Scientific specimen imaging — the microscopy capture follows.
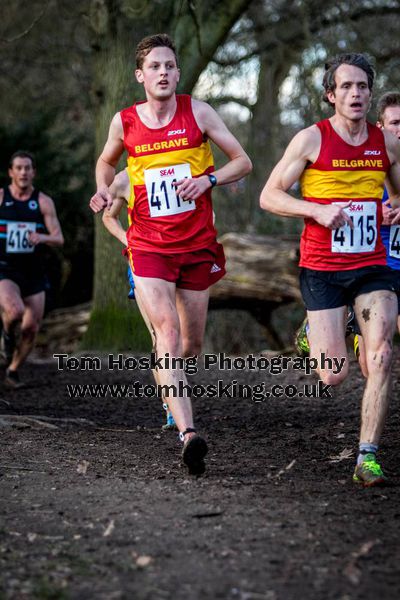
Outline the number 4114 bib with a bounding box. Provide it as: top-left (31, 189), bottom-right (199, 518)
top-left (331, 201), bottom-right (377, 253)
top-left (144, 163), bottom-right (196, 218)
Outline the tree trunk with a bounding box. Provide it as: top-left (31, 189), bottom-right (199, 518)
top-left (84, 10), bottom-right (152, 351)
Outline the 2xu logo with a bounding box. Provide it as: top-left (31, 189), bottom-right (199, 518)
top-left (364, 150), bottom-right (381, 155)
top-left (167, 129), bottom-right (186, 136)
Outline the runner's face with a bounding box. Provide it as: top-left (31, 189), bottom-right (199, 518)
top-left (327, 64), bottom-right (371, 121)
top-left (381, 106), bottom-right (400, 139)
top-left (8, 158), bottom-right (35, 191)
top-left (136, 47), bottom-right (180, 100)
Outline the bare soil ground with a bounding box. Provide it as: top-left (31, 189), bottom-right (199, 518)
top-left (1, 350), bottom-right (400, 600)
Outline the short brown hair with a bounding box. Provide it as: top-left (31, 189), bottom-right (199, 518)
top-left (9, 150), bottom-right (36, 169)
top-left (376, 91), bottom-right (400, 124)
top-left (135, 33), bottom-right (178, 70)
top-left (322, 53), bottom-right (375, 107)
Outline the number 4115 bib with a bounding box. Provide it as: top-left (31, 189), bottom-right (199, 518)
top-left (331, 201), bottom-right (377, 253)
top-left (144, 163), bottom-right (196, 218)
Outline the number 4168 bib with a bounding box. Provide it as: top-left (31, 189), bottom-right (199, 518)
top-left (144, 163), bottom-right (196, 218)
top-left (331, 201), bottom-right (377, 253)
top-left (6, 222), bottom-right (35, 253)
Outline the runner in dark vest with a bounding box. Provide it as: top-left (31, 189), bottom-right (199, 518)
top-left (0, 151), bottom-right (64, 387)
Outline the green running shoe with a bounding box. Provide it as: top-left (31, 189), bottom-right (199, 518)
top-left (295, 317), bottom-right (310, 357)
top-left (295, 310), bottom-right (354, 358)
top-left (353, 453), bottom-right (387, 487)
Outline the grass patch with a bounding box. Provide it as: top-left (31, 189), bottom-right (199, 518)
top-left (81, 304), bottom-right (150, 352)
top-left (32, 577), bottom-right (70, 600)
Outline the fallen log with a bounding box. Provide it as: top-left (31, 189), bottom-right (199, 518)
top-left (35, 302), bottom-right (91, 356)
top-left (210, 232), bottom-right (301, 304)
top-left (209, 233), bottom-right (302, 347)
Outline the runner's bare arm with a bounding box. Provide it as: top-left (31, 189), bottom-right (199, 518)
top-left (90, 113), bottom-right (125, 213)
top-left (260, 127), bottom-right (354, 230)
top-left (102, 170), bottom-right (130, 246)
top-left (382, 198), bottom-right (394, 225)
top-left (174, 99), bottom-right (252, 200)
top-left (30, 194), bottom-right (64, 246)
top-left (384, 130), bottom-right (400, 224)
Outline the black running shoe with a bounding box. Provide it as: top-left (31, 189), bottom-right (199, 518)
top-left (4, 369), bottom-right (25, 389)
top-left (346, 308), bottom-right (355, 336)
top-left (181, 430), bottom-right (208, 475)
top-left (1, 331), bottom-right (16, 366)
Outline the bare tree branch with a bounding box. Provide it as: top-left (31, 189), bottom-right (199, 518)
top-left (214, 2), bottom-right (400, 66)
top-left (0, 0), bottom-right (51, 45)
top-left (209, 95), bottom-right (253, 110)
top-left (213, 49), bottom-right (259, 67)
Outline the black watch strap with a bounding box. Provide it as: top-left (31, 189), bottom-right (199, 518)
top-left (208, 173), bottom-right (217, 187)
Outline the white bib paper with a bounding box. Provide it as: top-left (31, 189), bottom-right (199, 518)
top-left (389, 224), bottom-right (400, 258)
top-left (331, 201), bottom-right (377, 253)
top-left (144, 163), bottom-right (196, 217)
top-left (6, 222), bottom-right (35, 253)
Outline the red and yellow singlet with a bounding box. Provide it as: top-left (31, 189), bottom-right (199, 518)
top-left (300, 119), bottom-right (390, 270)
top-left (121, 94), bottom-right (217, 254)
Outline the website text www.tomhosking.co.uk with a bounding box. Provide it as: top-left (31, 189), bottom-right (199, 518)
top-left (55, 352), bottom-right (344, 401)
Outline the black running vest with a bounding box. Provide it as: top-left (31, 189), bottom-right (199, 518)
top-left (0, 186), bottom-right (47, 270)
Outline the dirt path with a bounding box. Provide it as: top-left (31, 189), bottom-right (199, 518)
top-left (1, 353), bottom-right (400, 599)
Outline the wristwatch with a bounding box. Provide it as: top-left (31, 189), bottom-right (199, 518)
top-left (208, 173), bottom-right (217, 188)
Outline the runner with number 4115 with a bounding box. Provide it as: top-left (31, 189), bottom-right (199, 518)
top-left (332, 201), bottom-right (377, 252)
top-left (260, 53), bottom-right (400, 487)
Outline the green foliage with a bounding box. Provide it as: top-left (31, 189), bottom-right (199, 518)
top-left (32, 576), bottom-right (70, 600)
top-left (81, 304), bottom-right (151, 352)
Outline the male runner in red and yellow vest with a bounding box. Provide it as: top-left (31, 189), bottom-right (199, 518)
top-left (260, 53), bottom-right (400, 487)
top-left (90, 33), bottom-right (252, 475)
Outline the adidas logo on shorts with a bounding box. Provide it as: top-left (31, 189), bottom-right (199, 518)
top-left (210, 263), bottom-right (221, 273)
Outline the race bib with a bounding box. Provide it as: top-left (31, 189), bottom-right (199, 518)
top-left (331, 201), bottom-right (377, 253)
top-left (389, 224), bottom-right (400, 258)
top-left (144, 163), bottom-right (196, 217)
top-left (6, 222), bottom-right (35, 253)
